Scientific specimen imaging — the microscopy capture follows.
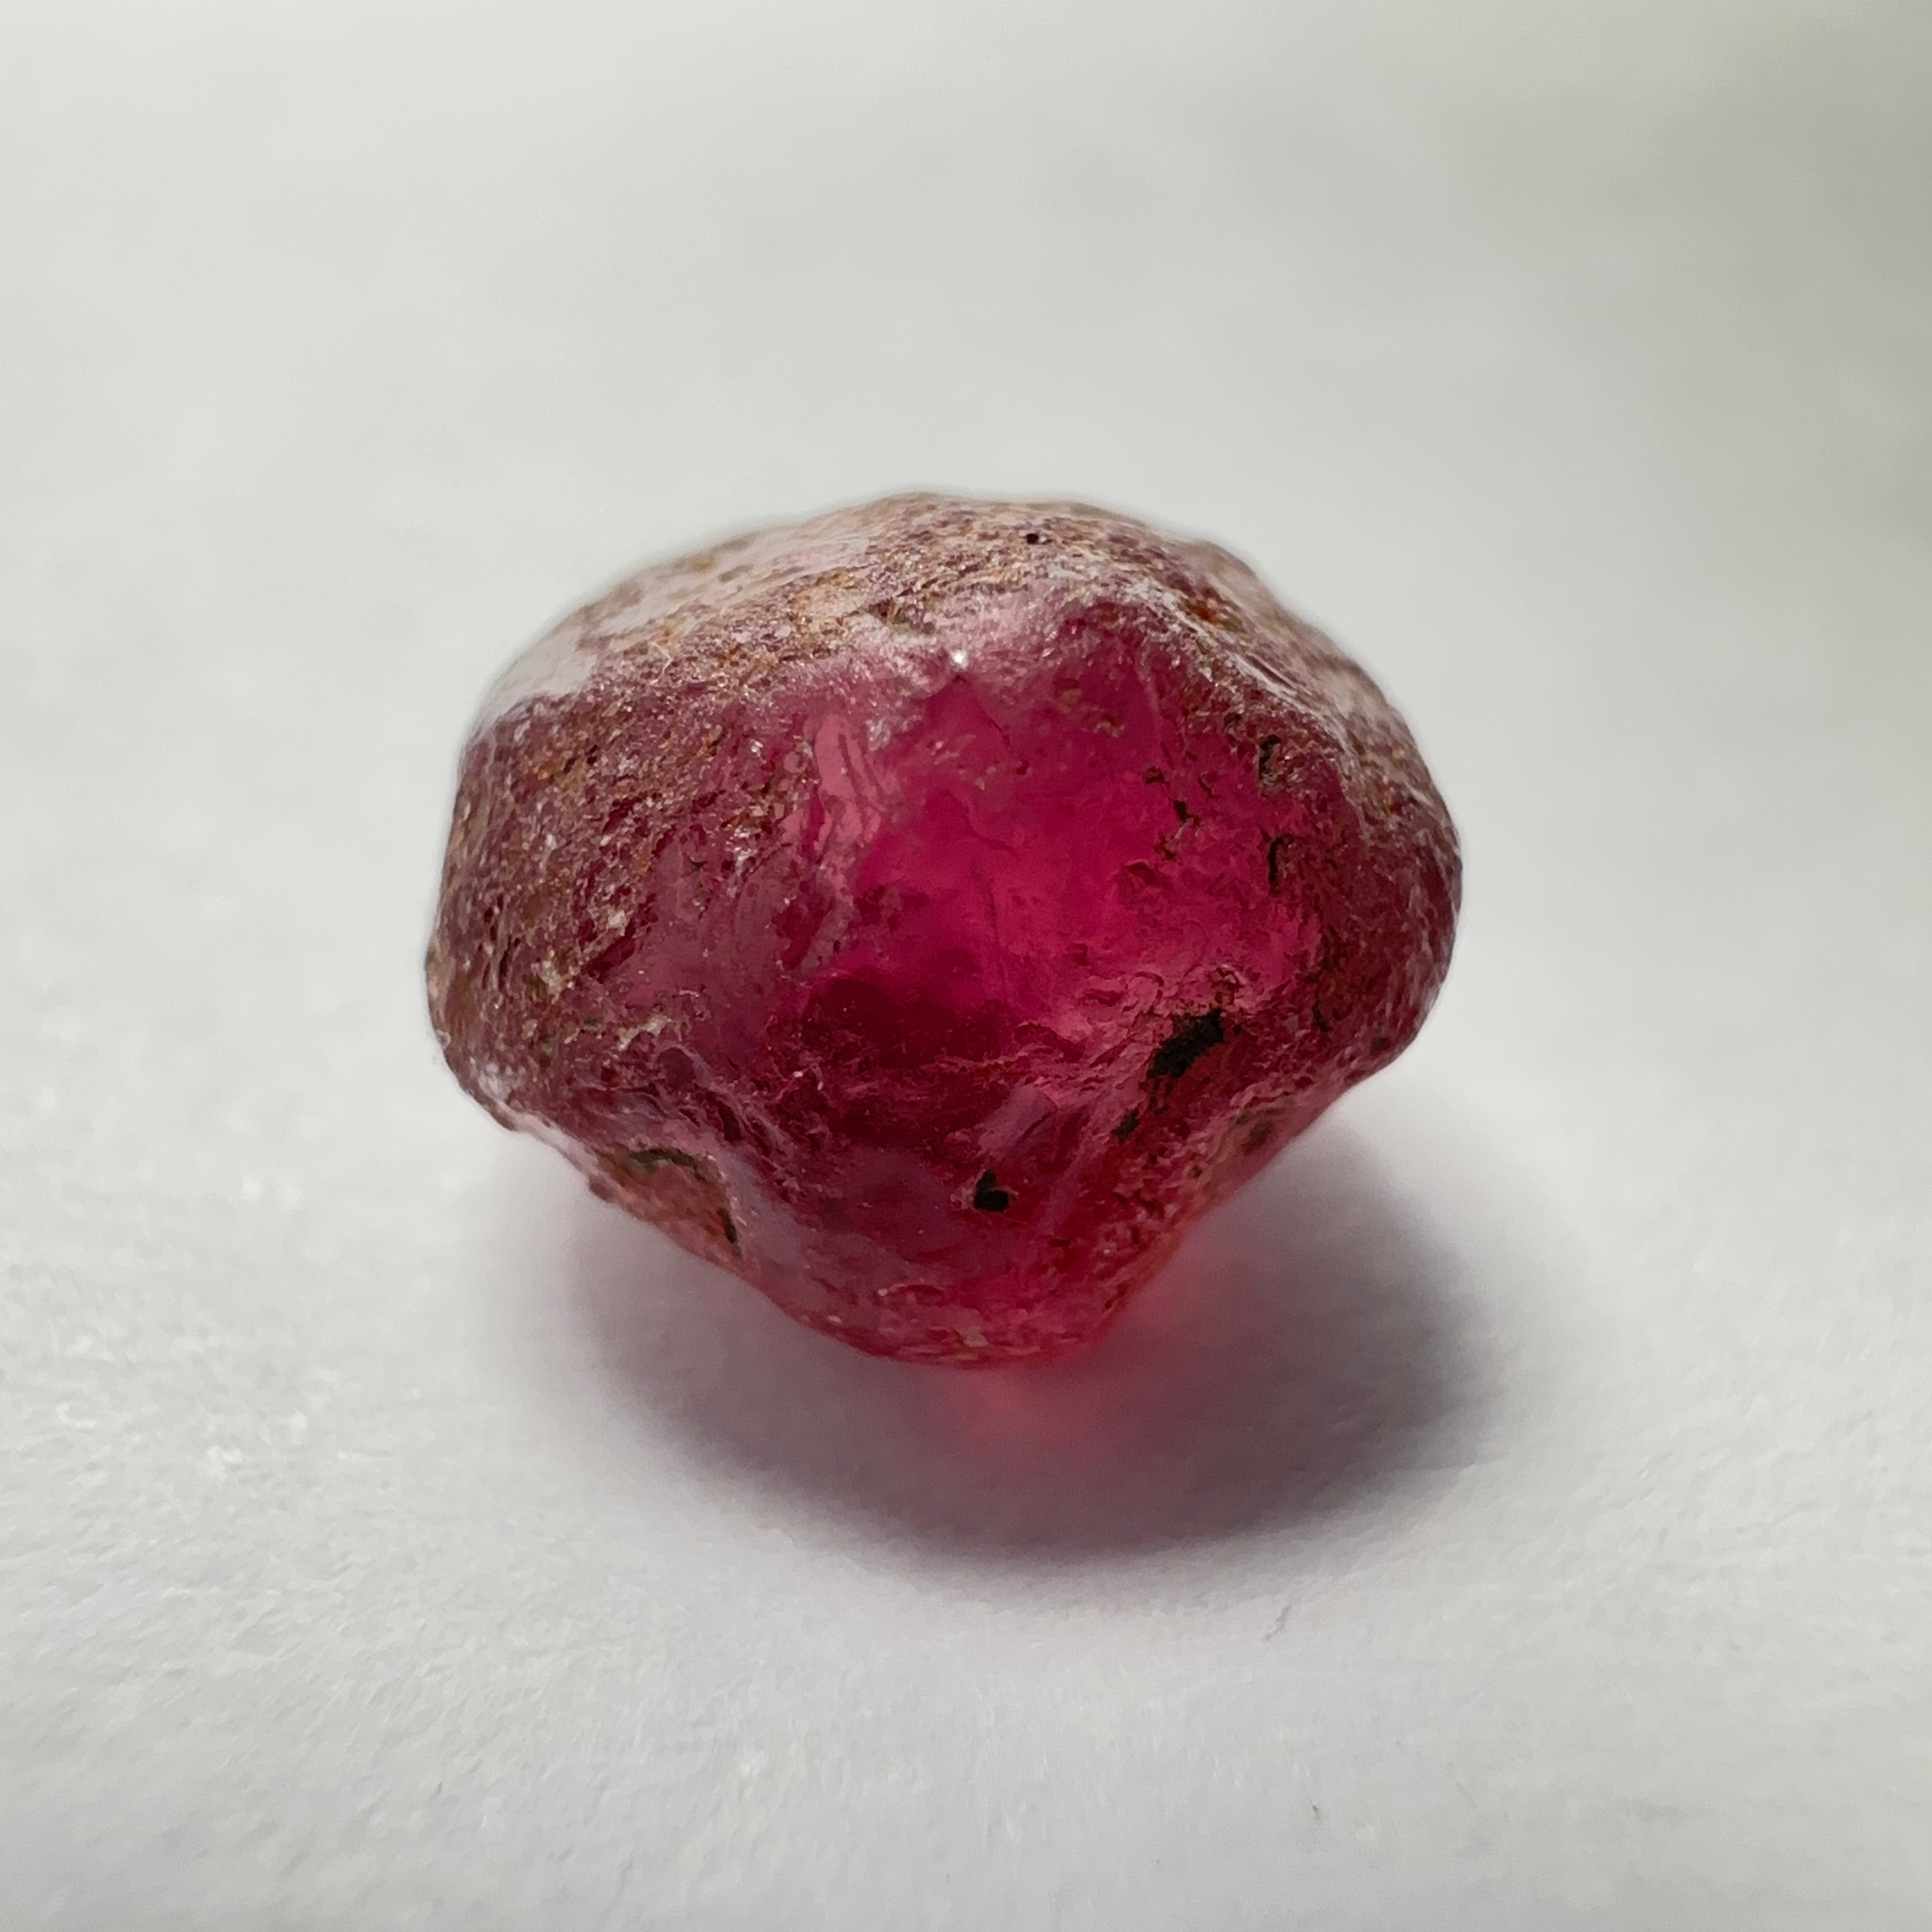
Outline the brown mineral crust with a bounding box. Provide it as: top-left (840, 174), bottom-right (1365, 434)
top-left (427, 493), bottom-right (1459, 1365)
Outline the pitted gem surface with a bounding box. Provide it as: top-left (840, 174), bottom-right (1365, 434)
top-left (428, 495), bottom-right (1459, 1364)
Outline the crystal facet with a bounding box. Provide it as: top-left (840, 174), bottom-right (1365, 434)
top-left (428, 496), bottom-right (1459, 1364)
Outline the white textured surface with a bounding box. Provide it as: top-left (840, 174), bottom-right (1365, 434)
top-left (3, 3), bottom-right (1929, 1926)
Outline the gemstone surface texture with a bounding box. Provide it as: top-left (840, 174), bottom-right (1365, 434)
top-left (427, 495), bottom-right (1459, 1364)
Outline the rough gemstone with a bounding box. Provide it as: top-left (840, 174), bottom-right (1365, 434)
top-left (427, 495), bottom-right (1459, 1365)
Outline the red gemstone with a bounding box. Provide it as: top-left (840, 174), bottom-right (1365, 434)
top-left (428, 496), bottom-right (1459, 1364)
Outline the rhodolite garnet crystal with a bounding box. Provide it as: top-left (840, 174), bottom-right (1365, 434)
top-left (428, 495), bottom-right (1458, 1364)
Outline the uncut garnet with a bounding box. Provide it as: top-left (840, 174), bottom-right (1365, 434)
top-left (427, 495), bottom-right (1459, 1365)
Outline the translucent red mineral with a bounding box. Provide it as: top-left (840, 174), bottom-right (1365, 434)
top-left (428, 495), bottom-right (1459, 1365)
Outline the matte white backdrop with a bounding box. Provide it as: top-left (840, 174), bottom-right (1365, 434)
top-left (3, 3), bottom-right (1929, 1926)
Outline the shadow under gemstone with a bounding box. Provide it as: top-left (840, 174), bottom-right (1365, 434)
top-left (514, 1104), bottom-right (1501, 1560)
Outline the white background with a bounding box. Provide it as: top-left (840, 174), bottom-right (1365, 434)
top-left (3, 3), bottom-right (1929, 1926)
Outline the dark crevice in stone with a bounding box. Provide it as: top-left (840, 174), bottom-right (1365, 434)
top-left (972, 1170), bottom-right (1011, 1213)
top-left (1147, 1007), bottom-right (1226, 1084)
top-left (617, 1146), bottom-right (707, 1176)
